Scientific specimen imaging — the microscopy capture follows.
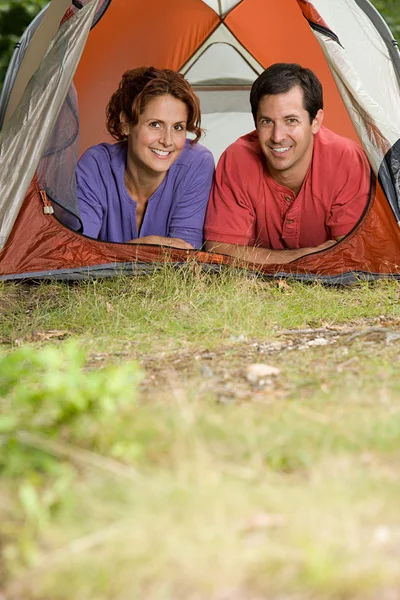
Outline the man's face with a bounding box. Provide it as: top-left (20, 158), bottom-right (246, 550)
top-left (256, 85), bottom-right (323, 182)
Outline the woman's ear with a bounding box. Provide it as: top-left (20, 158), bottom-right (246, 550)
top-left (120, 111), bottom-right (129, 136)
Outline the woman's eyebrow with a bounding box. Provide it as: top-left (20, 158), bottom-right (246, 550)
top-left (145, 118), bottom-right (187, 124)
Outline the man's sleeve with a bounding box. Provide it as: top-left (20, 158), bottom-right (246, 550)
top-left (204, 147), bottom-right (256, 246)
top-left (76, 149), bottom-right (104, 240)
top-left (327, 145), bottom-right (371, 238)
top-left (168, 150), bottom-right (215, 249)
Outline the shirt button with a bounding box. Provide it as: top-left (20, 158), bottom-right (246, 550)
top-left (287, 219), bottom-right (295, 224)
top-left (285, 196), bottom-right (292, 203)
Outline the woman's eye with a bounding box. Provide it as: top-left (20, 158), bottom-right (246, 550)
top-left (149, 121), bottom-right (160, 128)
top-left (174, 124), bottom-right (185, 131)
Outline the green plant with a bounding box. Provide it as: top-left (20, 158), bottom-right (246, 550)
top-left (0, 341), bottom-right (142, 563)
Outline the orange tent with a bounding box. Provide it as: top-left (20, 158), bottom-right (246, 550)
top-left (0, 0), bottom-right (399, 283)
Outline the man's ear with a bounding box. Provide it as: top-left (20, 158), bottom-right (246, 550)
top-left (312, 109), bottom-right (324, 134)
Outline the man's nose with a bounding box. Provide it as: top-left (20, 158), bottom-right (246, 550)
top-left (271, 123), bottom-right (285, 143)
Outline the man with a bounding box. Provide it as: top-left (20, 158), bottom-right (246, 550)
top-left (204, 63), bottom-right (371, 264)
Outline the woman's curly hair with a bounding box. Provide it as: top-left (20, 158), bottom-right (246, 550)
top-left (106, 67), bottom-right (202, 144)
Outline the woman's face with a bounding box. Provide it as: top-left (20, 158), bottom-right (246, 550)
top-left (124, 94), bottom-right (189, 176)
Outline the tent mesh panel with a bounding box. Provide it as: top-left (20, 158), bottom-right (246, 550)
top-left (36, 84), bottom-right (82, 231)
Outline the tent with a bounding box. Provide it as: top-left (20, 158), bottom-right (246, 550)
top-left (0, 0), bottom-right (400, 283)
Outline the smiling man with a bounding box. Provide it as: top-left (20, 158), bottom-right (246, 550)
top-left (204, 63), bottom-right (371, 264)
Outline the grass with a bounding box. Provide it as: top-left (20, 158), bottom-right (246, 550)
top-left (1, 267), bottom-right (400, 352)
top-left (2, 267), bottom-right (400, 599)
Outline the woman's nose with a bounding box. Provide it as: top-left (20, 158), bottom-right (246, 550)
top-left (159, 128), bottom-right (173, 146)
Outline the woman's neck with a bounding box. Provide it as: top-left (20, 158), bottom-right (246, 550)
top-left (124, 156), bottom-right (166, 205)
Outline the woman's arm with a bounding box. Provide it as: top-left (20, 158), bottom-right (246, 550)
top-left (128, 236), bottom-right (193, 249)
top-left (168, 149), bottom-right (215, 249)
top-left (76, 148), bottom-right (105, 239)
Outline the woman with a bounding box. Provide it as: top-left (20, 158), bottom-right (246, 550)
top-left (76, 67), bottom-right (215, 249)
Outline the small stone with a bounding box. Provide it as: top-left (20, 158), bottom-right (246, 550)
top-left (199, 364), bottom-right (214, 378)
top-left (242, 512), bottom-right (286, 531)
top-left (247, 363), bottom-right (280, 383)
top-left (306, 337), bottom-right (330, 346)
top-left (373, 525), bottom-right (392, 545)
top-left (229, 334), bottom-right (246, 342)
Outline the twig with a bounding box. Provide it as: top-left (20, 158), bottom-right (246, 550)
top-left (289, 404), bottom-right (331, 425)
top-left (345, 327), bottom-right (398, 343)
top-left (280, 327), bottom-right (354, 336)
top-left (15, 431), bottom-right (140, 482)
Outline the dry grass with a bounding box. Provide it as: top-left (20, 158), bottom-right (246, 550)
top-left (2, 270), bottom-right (400, 599)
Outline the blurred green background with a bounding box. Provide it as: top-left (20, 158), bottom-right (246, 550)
top-left (0, 0), bottom-right (399, 90)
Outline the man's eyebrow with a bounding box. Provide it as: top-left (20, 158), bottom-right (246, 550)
top-left (284, 113), bottom-right (301, 119)
top-left (258, 112), bottom-right (301, 120)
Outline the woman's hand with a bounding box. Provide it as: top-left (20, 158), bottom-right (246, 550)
top-left (128, 236), bottom-right (194, 250)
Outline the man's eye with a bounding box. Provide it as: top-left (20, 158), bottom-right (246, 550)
top-left (261, 119), bottom-right (272, 126)
top-left (287, 119), bottom-right (298, 124)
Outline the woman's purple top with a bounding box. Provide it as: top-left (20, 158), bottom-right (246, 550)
top-left (76, 140), bottom-right (215, 249)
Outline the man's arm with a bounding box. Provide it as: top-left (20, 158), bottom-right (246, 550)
top-left (205, 240), bottom-right (336, 265)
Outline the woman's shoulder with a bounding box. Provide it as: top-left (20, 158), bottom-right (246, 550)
top-left (78, 142), bottom-right (126, 169)
top-left (175, 140), bottom-right (215, 169)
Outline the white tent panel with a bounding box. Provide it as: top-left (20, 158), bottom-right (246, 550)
top-left (200, 0), bottom-right (243, 17)
top-left (310, 0), bottom-right (400, 151)
top-left (185, 42), bottom-right (258, 85)
top-left (197, 89), bottom-right (250, 114)
top-left (181, 23), bottom-right (263, 79)
top-left (3, 0), bottom-right (72, 126)
top-left (200, 112), bottom-right (254, 162)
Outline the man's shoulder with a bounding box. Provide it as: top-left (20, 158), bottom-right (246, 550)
top-left (225, 131), bottom-right (261, 155)
top-left (315, 126), bottom-right (365, 159)
top-left (220, 131), bottom-right (264, 168)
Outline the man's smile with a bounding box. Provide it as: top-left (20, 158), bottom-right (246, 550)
top-left (269, 146), bottom-right (293, 156)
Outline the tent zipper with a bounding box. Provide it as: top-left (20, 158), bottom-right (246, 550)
top-left (39, 189), bottom-right (54, 215)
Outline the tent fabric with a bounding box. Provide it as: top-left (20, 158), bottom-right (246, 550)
top-left (1, 0), bottom-right (400, 282)
top-left (181, 22), bottom-right (263, 157)
top-left (0, 5), bottom-right (47, 129)
top-left (36, 84), bottom-right (82, 232)
top-left (2, 0), bottom-right (75, 128)
top-left (201, 0), bottom-right (243, 17)
top-left (298, 0), bottom-right (400, 223)
top-left (0, 0), bottom-right (99, 251)
top-left (2, 176), bottom-right (400, 282)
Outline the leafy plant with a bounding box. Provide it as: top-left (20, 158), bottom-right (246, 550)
top-left (0, 341), bottom-right (142, 554)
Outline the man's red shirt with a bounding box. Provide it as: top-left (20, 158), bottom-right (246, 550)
top-left (204, 126), bottom-right (371, 249)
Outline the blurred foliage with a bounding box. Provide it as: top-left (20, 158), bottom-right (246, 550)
top-left (0, 341), bottom-right (142, 559)
top-left (0, 0), bottom-right (399, 91)
top-left (371, 0), bottom-right (400, 39)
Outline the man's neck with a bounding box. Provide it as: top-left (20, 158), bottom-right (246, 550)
top-left (267, 136), bottom-right (314, 196)
top-left (270, 170), bottom-right (304, 196)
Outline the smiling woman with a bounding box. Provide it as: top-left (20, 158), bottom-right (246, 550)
top-left (76, 67), bottom-right (215, 249)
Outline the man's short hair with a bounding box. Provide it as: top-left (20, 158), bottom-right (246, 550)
top-left (250, 63), bottom-right (324, 124)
